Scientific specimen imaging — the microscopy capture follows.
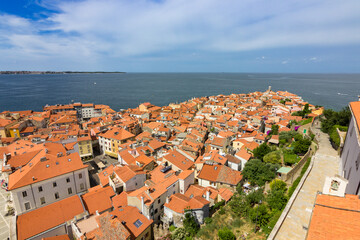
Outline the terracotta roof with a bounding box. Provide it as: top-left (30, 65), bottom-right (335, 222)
top-left (307, 194), bottom-right (360, 240)
top-left (218, 188), bottom-right (234, 202)
top-left (6, 150), bottom-right (42, 169)
top-left (99, 127), bottom-right (135, 141)
top-left (112, 191), bottom-right (128, 209)
top-left (114, 165), bottom-right (145, 183)
top-left (84, 212), bottom-right (131, 240)
top-left (198, 164), bottom-right (242, 186)
top-left (110, 206), bottom-right (153, 238)
top-left (235, 148), bottom-right (251, 161)
top-left (163, 150), bottom-right (194, 171)
top-left (97, 165), bottom-right (115, 186)
top-left (42, 235), bottom-right (70, 240)
top-left (164, 193), bottom-right (210, 214)
top-left (17, 195), bottom-right (85, 240)
top-left (8, 151), bottom-right (87, 190)
top-left (350, 101), bottom-right (360, 133)
top-left (81, 186), bottom-right (115, 215)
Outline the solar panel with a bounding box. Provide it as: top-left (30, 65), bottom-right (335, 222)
top-left (134, 219), bottom-right (143, 228)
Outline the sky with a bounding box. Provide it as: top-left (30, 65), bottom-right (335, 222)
top-left (0, 0), bottom-right (360, 73)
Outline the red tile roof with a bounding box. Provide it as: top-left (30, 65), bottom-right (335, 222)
top-left (197, 164), bottom-right (242, 186)
top-left (307, 194), bottom-right (360, 240)
top-left (81, 186), bottom-right (115, 215)
top-left (17, 195), bottom-right (85, 240)
top-left (110, 206), bottom-right (153, 238)
top-left (8, 151), bottom-right (87, 190)
top-left (164, 193), bottom-right (210, 214)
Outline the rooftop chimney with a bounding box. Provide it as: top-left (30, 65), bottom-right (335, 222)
top-left (141, 196), bottom-right (144, 214)
top-left (206, 191), bottom-right (210, 201)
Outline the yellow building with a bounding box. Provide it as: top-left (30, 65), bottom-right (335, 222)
top-left (78, 135), bottom-right (93, 161)
top-left (99, 127), bottom-right (135, 158)
top-left (0, 119), bottom-right (13, 138)
top-left (7, 121), bottom-right (26, 138)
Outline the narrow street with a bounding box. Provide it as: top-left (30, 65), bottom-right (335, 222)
top-left (274, 120), bottom-right (339, 240)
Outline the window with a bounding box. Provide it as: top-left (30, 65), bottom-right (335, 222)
top-left (22, 191), bottom-right (27, 198)
top-left (55, 192), bottom-right (60, 199)
top-left (53, 182), bottom-right (57, 187)
top-left (24, 202), bottom-right (30, 210)
top-left (134, 219), bottom-right (143, 228)
top-left (68, 187), bottom-right (73, 195)
top-left (79, 173), bottom-right (83, 179)
top-left (155, 209), bottom-right (158, 214)
top-left (80, 183), bottom-right (85, 190)
top-left (66, 178), bottom-right (70, 183)
top-left (38, 186), bottom-right (43, 192)
top-left (158, 199), bottom-right (161, 204)
top-left (40, 197), bottom-right (46, 205)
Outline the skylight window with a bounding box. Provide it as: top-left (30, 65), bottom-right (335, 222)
top-left (134, 219), bottom-right (143, 228)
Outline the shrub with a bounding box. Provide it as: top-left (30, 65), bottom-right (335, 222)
top-left (249, 204), bottom-right (271, 227)
top-left (246, 188), bottom-right (265, 206)
top-left (263, 151), bottom-right (282, 164)
top-left (242, 159), bottom-right (276, 186)
top-left (204, 217), bottom-right (212, 225)
top-left (283, 152), bottom-right (299, 166)
top-left (172, 228), bottom-right (190, 240)
top-left (169, 225), bottom-right (176, 232)
top-left (218, 206), bottom-right (225, 215)
top-left (218, 227), bottom-right (236, 240)
top-left (253, 143), bottom-right (272, 161)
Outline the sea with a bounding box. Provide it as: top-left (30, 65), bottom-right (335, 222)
top-left (0, 73), bottom-right (359, 112)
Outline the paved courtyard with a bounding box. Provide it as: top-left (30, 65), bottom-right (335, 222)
top-left (0, 182), bottom-right (12, 240)
top-left (274, 120), bottom-right (340, 240)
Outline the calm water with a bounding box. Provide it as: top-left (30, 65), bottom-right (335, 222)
top-left (0, 73), bottom-right (359, 112)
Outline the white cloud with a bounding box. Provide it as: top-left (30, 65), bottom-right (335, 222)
top-left (0, 0), bottom-right (359, 69)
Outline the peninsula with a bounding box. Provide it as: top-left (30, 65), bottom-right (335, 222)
top-left (0, 71), bottom-right (126, 74)
top-left (0, 88), bottom-right (356, 240)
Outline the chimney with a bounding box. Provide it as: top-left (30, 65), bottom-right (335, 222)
top-left (166, 197), bottom-right (169, 204)
top-left (206, 191), bottom-right (210, 201)
top-left (141, 196), bottom-right (144, 214)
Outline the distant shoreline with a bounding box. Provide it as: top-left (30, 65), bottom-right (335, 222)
top-left (0, 71), bottom-right (126, 74)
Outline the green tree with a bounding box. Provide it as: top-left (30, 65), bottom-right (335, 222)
top-left (172, 227), bottom-right (190, 240)
top-left (253, 143), bottom-right (272, 161)
top-left (267, 189), bottom-right (288, 211)
top-left (267, 179), bottom-right (288, 211)
top-left (183, 212), bottom-right (199, 236)
top-left (279, 131), bottom-right (297, 143)
top-left (229, 193), bottom-right (251, 217)
top-left (246, 188), bottom-right (265, 206)
top-left (269, 179), bottom-right (287, 192)
top-left (250, 204), bottom-right (270, 227)
top-left (270, 124), bottom-right (279, 135)
top-left (321, 107), bottom-right (351, 133)
top-left (292, 135), bottom-right (311, 154)
top-left (242, 159), bottom-right (276, 186)
top-left (218, 227), bottom-right (236, 240)
top-left (263, 151), bottom-right (282, 164)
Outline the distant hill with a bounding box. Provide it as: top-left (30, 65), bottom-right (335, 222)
top-left (0, 71), bottom-right (126, 74)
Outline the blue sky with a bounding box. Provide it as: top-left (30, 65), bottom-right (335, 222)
top-left (0, 0), bottom-right (360, 72)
